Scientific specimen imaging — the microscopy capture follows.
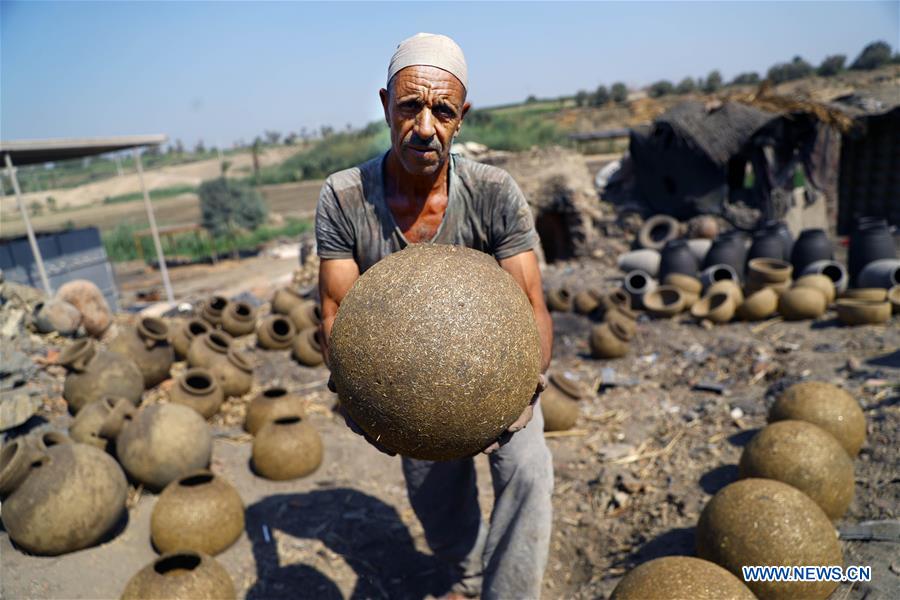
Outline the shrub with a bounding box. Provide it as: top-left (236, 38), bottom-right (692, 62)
top-left (574, 90), bottom-right (589, 107)
top-left (703, 70), bottom-right (723, 93)
top-left (610, 82), bottom-right (628, 103)
top-left (648, 80), bottom-right (674, 98)
top-left (817, 54), bottom-right (846, 76)
top-left (731, 72), bottom-right (760, 85)
top-left (591, 85), bottom-right (610, 106)
top-left (850, 41), bottom-right (892, 70)
top-left (675, 77), bottom-right (696, 94)
top-left (198, 178), bottom-right (268, 237)
top-left (766, 56), bottom-right (814, 84)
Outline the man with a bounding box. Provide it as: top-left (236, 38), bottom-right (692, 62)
top-left (316, 33), bottom-right (553, 599)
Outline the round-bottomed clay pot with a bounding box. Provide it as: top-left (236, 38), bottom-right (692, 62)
top-left (151, 471), bottom-right (244, 555)
top-left (69, 396), bottom-right (135, 450)
top-left (835, 299), bottom-right (891, 325)
top-left (617, 249), bottom-right (660, 277)
top-left (221, 301), bottom-right (257, 337)
top-left (292, 328), bottom-right (324, 367)
top-left (540, 390), bottom-right (579, 432)
top-left (706, 279), bottom-right (744, 305)
top-left (748, 228), bottom-right (786, 262)
top-left (658, 239), bottom-right (699, 281)
top-left (769, 381), bottom-right (866, 457)
top-left (121, 551), bottom-right (236, 600)
top-left (691, 292), bottom-right (735, 324)
top-left (605, 306), bottom-right (638, 338)
top-left (252, 416), bottom-right (323, 480)
top-left (790, 228), bottom-right (833, 276)
top-left (171, 319), bottom-right (210, 361)
top-left (55, 279), bottom-right (111, 337)
top-left (589, 321), bottom-right (630, 359)
top-left (857, 258), bottom-right (900, 289)
top-left (60, 339), bottom-right (144, 414)
top-left (288, 300), bottom-right (322, 331)
top-left (623, 270), bottom-right (657, 309)
top-left (747, 258), bottom-right (792, 284)
top-left (116, 404), bottom-right (212, 491)
top-left (596, 288), bottom-right (631, 318)
top-left (573, 290), bottom-right (600, 315)
top-left (0, 432), bottom-right (127, 555)
top-left (697, 478), bottom-right (842, 600)
top-left (638, 214), bottom-right (681, 250)
top-left (794, 274), bottom-right (836, 304)
top-left (256, 315), bottom-right (297, 350)
top-left (245, 387), bottom-right (306, 435)
top-left (271, 286), bottom-right (307, 316)
top-left (848, 221), bottom-right (895, 284)
top-left (641, 286), bottom-right (685, 318)
top-left (169, 369), bottom-right (224, 419)
top-left (686, 215), bottom-right (720, 240)
top-left (703, 231), bottom-right (748, 274)
top-left (187, 331), bottom-right (232, 370)
top-left (208, 348), bottom-right (253, 397)
top-left (699, 264), bottom-right (740, 291)
top-left (778, 286), bottom-right (827, 320)
top-left (664, 273), bottom-right (702, 308)
top-left (200, 296), bottom-right (229, 328)
top-left (32, 299), bottom-right (82, 336)
top-left (108, 317), bottom-right (175, 388)
top-left (610, 556), bottom-right (755, 600)
top-left (736, 287), bottom-right (779, 321)
top-left (739, 420), bottom-right (854, 519)
top-left (546, 288), bottom-right (572, 312)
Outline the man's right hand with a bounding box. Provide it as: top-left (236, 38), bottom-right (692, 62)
top-left (329, 375), bottom-right (397, 457)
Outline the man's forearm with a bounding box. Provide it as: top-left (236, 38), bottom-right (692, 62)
top-left (534, 304), bottom-right (553, 373)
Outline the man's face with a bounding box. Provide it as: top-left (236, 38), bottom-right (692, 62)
top-left (380, 65), bottom-right (470, 177)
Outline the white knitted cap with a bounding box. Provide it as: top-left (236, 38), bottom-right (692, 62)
top-left (387, 33), bottom-right (468, 90)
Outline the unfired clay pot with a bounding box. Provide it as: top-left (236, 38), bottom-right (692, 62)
top-left (638, 214), bottom-right (681, 250)
top-left (55, 279), bottom-right (111, 338)
top-left (769, 381), bottom-right (866, 457)
top-left (245, 387), bottom-right (306, 435)
top-left (32, 299), bottom-right (82, 336)
top-left (221, 301), bottom-right (257, 337)
top-left (108, 317), bottom-right (175, 388)
top-left (802, 260), bottom-right (848, 294)
top-left (545, 288), bottom-right (572, 312)
top-left (589, 321), bottom-right (630, 359)
top-left (256, 315), bottom-right (297, 350)
top-left (116, 404), bottom-right (212, 491)
top-left (208, 348), bottom-right (254, 397)
top-left (271, 286), bottom-right (307, 316)
top-left (0, 432), bottom-right (127, 555)
top-left (69, 396), bottom-right (136, 450)
top-left (288, 300), bottom-right (322, 331)
top-left (540, 378), bottom-right (580, 432)
top-left (169, 369), bottom-right (224, 420)
top-left (641, 286), bottom-right (685, 318)
top-left (171, 319), bottom-right (210, 361)
top-left (778, 287), bottom-right (827, 320)
top-left (200, 296), bottom-right (229, 328)
top-left (690, 292), bottom-right (735, 323)
top-left (573, 290), bottom-right (600, 315)
top-left (736, 287), bottom-right (779, 321)
top-left (794, 274), bottom-right (836, 304)
top-left (187, 331), bottom-right (232, 369)
top-left (610, 556), bottom-right (754, 600)
top-left (252, 416), bottom-right (323, 480)
top-left (60, 339), bottom-right (143, 414)
top-left (835, 299), bottom-right (892, 325)
top-left (151, 470), bottom-right (244, 555)
top-left (121, 551), bottom-right (236, 600)
top-left (292, 327), bottom-right (324, 367)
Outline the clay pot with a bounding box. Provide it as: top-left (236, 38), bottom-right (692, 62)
top-left (794, 274), bottom-right (836, 305)
top-left (840, 288), bottom-right (887, 302)
top-left (0, 432), bottom-right (127, 555)
top-left (245, 387), bottom-right (306, 435)
top-left (764, 219), bottom-right (794, 259)
top-left (685, 238), bottom-right (712, 264)
top-left (835, 299), bottom-right (892, 326)
top-left (121, 551), bottom-right (236, 600)
top-left (572, 290), bottom-right (600, 315)
top-left (55, 279), bottom-right (111, 337)
top-left (252, 415), bottom-right (323, 480)
top-left (187, 331), bottom-right (232, 369)
top-left (60, 339), bottom-right (144, 414)
top-left (686, 215), bottom-right (720, 240)
top-left (638, 214), bottom-right (681, 250)
top-left (857, 258), bottom-right (900, 289)
top-left (611, 556), bottom-right (755, 600)
top-left (116, 404), bottom-right (212, 491)
top-left (256, 315), bottom-right (297, 350)
top-left (596, 288), bottom-right (631, 317)
top-left (703, 231), bottom-right (748, 274)
top-left (69, 396), bottom-right (135, 450)
top-left (200, 296), bottom-right (229, 328)
top-left (616, 249), bottom-right (660, 277)
top-left (736, 287), bottom-right (779, 321)
top-left (642, 286), bottom-right (685, 318)
top-left (747, 258), bottom-right (792, 284)
top-left (697, 478), bottom-right (842, 600)
top-left (605, 306), bottom-right (638, 338)
top-left (208, 348), bottom-right (254, 397)
top-left (739, 420), bottom-right (854, 519)
top-left (548, 371), bottom-right (587, 400)
top-left (271, 286), bottom-right (307, 316)
top-left (664, 273), bottom-right (701, 308)
top-left (770, 381), bottom-right (866, 457)
top-left (790, 228), bottom-right (832, 275)
top-left (291, 328), bottom-right (323, 367)
top-left (889, 285), bottom-right (900, 313)
top-left (546, 288), bottom-right (572, 312)
top-left (699, 264), bottom-right (740, 291)
top-left (221, 301), bottom-right (257, 337)
top-left (589, 321), bottom-right (630, 359)
top-left (33, 299), bottom-right (81, 335)
top-left (778, 287), bottom-right (827, 320)
top-left (802, 260), bottom-right (848, 294)
top-left (288, 300), bottom-right (322, 331)
top-left (171, 319), bottom-right (210, 361)
top-left (658, 239), bottom-right (699, 281)
top-left (848, 221), bottom-right (896, 284)
top-left (108, 317), bottom-right (175, 388)
top-left (540, 393), bottom-right (579, 432)
top-left (151, 471), bottom-right (244, 556)
top-left (747, 228), bottom-right (786, 262)
top-left (690, 292), bottom-right (735, 324)
top-left (169, 369), bottom-right (224, 419)
top-left (623, 270), bottom-right (657, 309)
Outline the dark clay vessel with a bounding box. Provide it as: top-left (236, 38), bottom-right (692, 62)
top-left (69, 396), bottom-right (136, 450)
top-left (256, 315), bottom-right (297, 350)
top-left (763, 220), bottom-right (793, 259)
top-left (221, 301), bottom-right (257, 337)
top-left (658, 239), bottom-right (699, 281)
top-left (252, 416), bottom-right (323, 480)
top-left (0, 432), bottom-right (127, 555)
top-left (169, 368), bottom-right (224, 419)
top-left (171, 319), bottom-right (210, 361)
top-left (703, 230), bottom-right (748, 275)
top-left (790, 228), bottom-right (833, 276)
top-left (60, 339), bottom-right (144, 414)
top-left (849, 221), bottom-right (896, 284)
top-left (121, 551), bottom-right (236, 600)
top-left (108, 317), bottom-right (175, 388)
top-left (747, 228), bottom-right (785, 262)
top-left (245, 387), bottom-right (306, 434)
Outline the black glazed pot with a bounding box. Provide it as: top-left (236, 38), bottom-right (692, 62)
top-left (658, 239), bottom-right (699, 281)
top-left (763, 220), bottom-right (793, 260)
top-left (848, 221), bottom-right (896, 284)
top-left (790, 228), bottom-right (833, 277)
top-left (747, 229), bottom-right (785, 262)
top-left (703, 231), bottom-right (748, 276)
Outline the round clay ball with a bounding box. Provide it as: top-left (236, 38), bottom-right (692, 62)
top-left (611, 556), bottom-right (755, 600)
top-left (769, 381), bottom-right (866, 457)
top-left (330, 244), bottom-right (541, 460)
top-left (697, 478), bottom-right (842, 600)
top-left (739, 420), bottom-right (854, 519)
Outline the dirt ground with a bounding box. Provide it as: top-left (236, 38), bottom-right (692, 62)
top-left (1, 251), bottom-right (898, 599)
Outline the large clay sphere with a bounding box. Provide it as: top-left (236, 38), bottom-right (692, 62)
top-left (697, 478), bottom-right (842, 600)
top-left (611, 556), bottom-right (755, 600)
top-left (769, 381), bottom-right (866, 456)
top-left (330, 244), bottom-right (541, 460)
top-left (121, 551), bottom-right (235, 600)
top-left (739, 420), bottom-right (854, 519)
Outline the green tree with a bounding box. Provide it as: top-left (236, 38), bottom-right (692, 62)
top-left (817, 54), bottom-right (846, 76)
top-left (264, 130), bottom-right (282, 145)
top-left (29, 200), bottom-right (43, 216)
top-left (675, 77), bottom-right (696, 94)
top-left (525, 94), bottom-right (538, 104)
top-left (198, 177), bottom-right (268, 238)
top-left (648, 80), bottom-right (674, 98)
top-left (850, 41), bottom-right (892, 70)
top-left (574, 90), bottom-right (589, 107)
top-left (610, 82), bottom-right (628, 103)
top-left (767, 56), bottom-right (814, 83)
top-left (591, 85), bottom-right (610, 106)
top-left (703, 70), bottom-right (723, 93)
top-left (195, 140), bottom-right (206, 154)
top-left (730, 72), bottom-right (760, 85)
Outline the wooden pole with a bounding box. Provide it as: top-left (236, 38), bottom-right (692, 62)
top-left (133, 148), bottom-right (175, 303)
top-left (4, 153), bottom-right (52, 295)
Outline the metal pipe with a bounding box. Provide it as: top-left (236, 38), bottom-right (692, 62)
top-left (4, 152), bottom-right (52, 295)
top-left (133, 148), bottom-right (175, 303)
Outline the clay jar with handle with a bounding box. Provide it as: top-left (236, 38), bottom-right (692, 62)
top-left (108, 317), bottom-right (175, 388)
top-left (0, 431), bottom-right (128, 555)
top-left (245, 387), bottom-right (307, 434)
top-left (187, 331), bottom-right (233, 369)
top-left (252, 415), bottom-right (323, 480)
top-left (121, 551), bottom-right (236, 600)
top-left (790, 228), bottom-right (833, 276)
top-left (60, 339), bottom-right (144, 414)
top-left (271, 286), bottom-right (308, 316)
top-left (288, 300), bottom-right (322, 331)
top-left (169, 368), bottom-right (224, 420)
top-left (200, 296), bottom-right (229, 328)
top-left (69, 396), bottom-right (136, 450)
top-left (209, 348), bottom-right (254, 398)
top-left (221, 301), bottom-right (257, 337)
top-left (151, 470), bottom-right (244, 556)
top-left (116, 403), bottom-right (213, 491)
top-left (171, 319), bottom-right (210, 361)
top-left (292, 327), bottom-right (324, 367)
top-left (256, 315), bottom-right (297, 350)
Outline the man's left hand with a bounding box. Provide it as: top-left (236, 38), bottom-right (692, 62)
top-left (482, 373), bottom-right (547, 455)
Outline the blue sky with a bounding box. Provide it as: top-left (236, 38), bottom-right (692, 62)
top-left (2, 1), bottom-right (897, 148)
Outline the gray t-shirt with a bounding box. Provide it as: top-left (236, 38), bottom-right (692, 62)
top-left (315, 152), bottom-right (539, 274)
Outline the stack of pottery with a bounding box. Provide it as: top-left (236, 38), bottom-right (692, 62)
top-left (59, 339), bottom-right (144, 414)
top-left (256, 314), bottom-right (297, 349)
top-left (169, 368), bottom-right (224, 419)
top-left (848, 218), bottom-right (896, 286)
top-left (121, 552), bottom-right (236, 600)
top-left (690, 291), bottom-right (736, 324)
top-left (292, 327), bottom-right (324, 367)
top-left (540, 372), bottom-right (585, 432)
top-left (108, 317), bottom-right (175, 389)
top-left (801, 260), bottom-right (849, 295)
top-left (735, 286), bottom-right (779, 321)
top-left (745, 258), bottom-right (793, 294)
